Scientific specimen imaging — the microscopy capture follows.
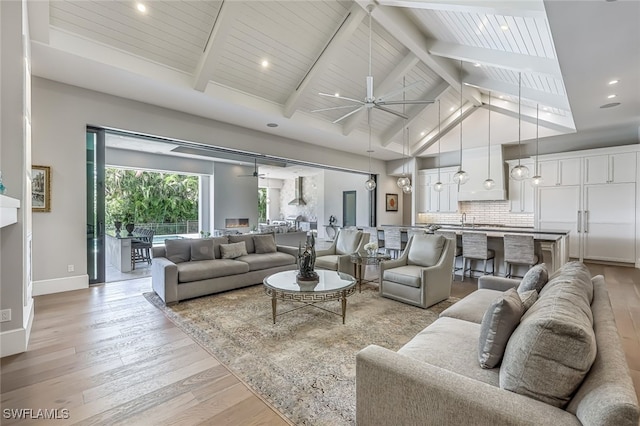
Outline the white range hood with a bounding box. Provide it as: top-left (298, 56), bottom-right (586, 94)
top-left (457, 146), bottom-right (507, 201)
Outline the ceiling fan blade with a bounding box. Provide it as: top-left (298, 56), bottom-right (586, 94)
top-left (332, 106), bottom-right (364, 124)
top-left (318, 93), bottom-right (364, 104)
top-left (311, 105), bottom-right (363, 113)
top-left (374, 104), bottom-right (408, 120)
top-left (376, 100), bottom-right (435, 106)
top-left (377, 81), bottom-right (424, 102)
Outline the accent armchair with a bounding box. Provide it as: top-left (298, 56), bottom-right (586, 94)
top-left (315, 229), bottom-right (369, 275)
top-left (379, 234), bottom-right (454, 308)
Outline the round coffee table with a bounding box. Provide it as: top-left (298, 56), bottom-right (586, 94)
top-left (263, 270), bottom-right (356, 324)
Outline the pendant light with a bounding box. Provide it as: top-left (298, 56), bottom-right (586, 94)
top-left (434, 99), bottom-right (444, 192)
top-left (509, 72), bottom-right (530, 181)
top-left (397, 77), bottom-right (411, 190)
top-left (365, 109), bottom-right (377, 191)
top-left (402, 121), bottom-right (413, 194)
top-left (483, 92), bottom-right (495, 190)
top-left (530, 103), bottom-right (543, 186)
top-left (452, 60), bottom-right (469, 185)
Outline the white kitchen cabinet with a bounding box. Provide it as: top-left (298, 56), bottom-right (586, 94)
top-left (538, 158), bottom-right (581, 186)
top-left (427, 170), bottom-right (458, 213)
top-left (584, 153), bottom-right (636, 184)
top-left (538, 185), bottom-right (581, 259)
top-left (507, 159), bottom-right (535, 213)
top-left (417, 171), bottom-right (430, 213)
top-left (582, 183), bottom-right (636, 263)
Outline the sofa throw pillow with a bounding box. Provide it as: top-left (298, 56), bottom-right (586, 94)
top-left (500, 269), bottom-right (596, 408)
top-left (220, 241), bottom-right (248, 259)
top-left (254, 234), bottom-right (277, 254)
top-left (190, 239), bottom-right (215, 261)
top-left (229, 234), bottom-right (255, 254)
top-left (519, 290), bottom-right (538, 311)
top-left (478, 288), bottom-right (525, 369)
top-left (165, 238), bottom-right (192, 264)
top-left (517, 263), bottom-right (548, 294)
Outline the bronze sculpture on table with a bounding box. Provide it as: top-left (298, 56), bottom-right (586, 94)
top-left (297, 232), bottom-right (319, 285)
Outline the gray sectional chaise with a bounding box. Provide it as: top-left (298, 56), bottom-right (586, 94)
top-left (151, 233), bottom-right (297, 304)
top-left (356, 261), bottom-right (640, 425)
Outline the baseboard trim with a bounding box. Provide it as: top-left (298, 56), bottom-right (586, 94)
top-left (1, 298), bottom-right (35, 358)
top-left (32, 275), bottom-right (89, 296)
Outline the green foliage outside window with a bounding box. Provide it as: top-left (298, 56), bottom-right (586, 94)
top-left (258, 187), bottom-right (267, 223)
top-left (106, 168), bottom-right (198, 225)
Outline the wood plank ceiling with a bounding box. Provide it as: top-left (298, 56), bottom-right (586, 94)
top-left (45, 0), bottom-right (575, 159)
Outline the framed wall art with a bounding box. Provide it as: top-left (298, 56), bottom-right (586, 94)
top-left (385, 193), bottom-right (398, 212)
top-left (32, 165), bottom-right (51, 212)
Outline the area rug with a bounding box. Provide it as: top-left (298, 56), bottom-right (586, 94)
top-left (144, 284), bottom-right (458, 425)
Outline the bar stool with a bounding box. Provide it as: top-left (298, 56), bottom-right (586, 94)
top-left (384, 228), bottom-right (401, 259)
top-left (376, 229), bottom-right (386, 255)
top-left (503, 234), bottom-right (539, 278)
top-left (435, 230), bottom-right (463, 280)
top-left (461, 232), bottom-right (495, 280)
top-left (131, 228), bottom-right (154, 270)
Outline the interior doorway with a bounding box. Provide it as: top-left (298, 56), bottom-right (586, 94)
top-left (343, 190), bottom-right (357, 227)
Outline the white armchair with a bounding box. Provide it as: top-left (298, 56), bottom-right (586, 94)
top-left (315, 229), bottom-right (369, 275)
top-left (379, 234), bottom-right (454, 308)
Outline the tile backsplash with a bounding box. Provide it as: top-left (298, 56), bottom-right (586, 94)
top-left (417, 201), bottom-right (534, 227)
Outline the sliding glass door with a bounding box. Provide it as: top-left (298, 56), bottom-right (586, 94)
top-left (86, 127), bottom-right (105, 284)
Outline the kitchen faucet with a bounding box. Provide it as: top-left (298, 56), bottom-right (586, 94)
top-left (461, 213), bottom-right (467, 227)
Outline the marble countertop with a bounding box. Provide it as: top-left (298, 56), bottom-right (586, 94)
top-left (380, 224), bottom-right (571, 241)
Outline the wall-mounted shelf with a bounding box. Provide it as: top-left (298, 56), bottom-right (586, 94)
top-left (0, 195), bottom-right (20, 228)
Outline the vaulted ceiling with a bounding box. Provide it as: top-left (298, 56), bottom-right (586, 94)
top-left (29, 0), bottom-right (640, 161)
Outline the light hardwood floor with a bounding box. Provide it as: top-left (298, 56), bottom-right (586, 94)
top-left (1, 263), bottom-right (638, 425)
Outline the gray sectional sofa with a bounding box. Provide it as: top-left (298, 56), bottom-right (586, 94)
top-left (151, 233), bottom-right (297, 304)
top-left (356, 261), bottom-right (639, 425)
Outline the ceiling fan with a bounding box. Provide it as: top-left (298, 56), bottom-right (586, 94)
top-left (238, 159), bottom-right (265, 178)
top-left (312, 4), bottom-right (435, 124)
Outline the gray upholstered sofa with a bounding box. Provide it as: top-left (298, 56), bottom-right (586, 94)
top-left (356, 261), bottom-right (639, 425)
top-left (151, 233), bottom-right (297, 304)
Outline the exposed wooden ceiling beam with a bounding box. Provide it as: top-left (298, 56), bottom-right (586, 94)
top-left (380, 79), bottom-right (450, 146)
top-left (283, 5), bottom-right (367, 119)
top-left (193, 1), bottom-right (243, 92)
top-left (481, 94), bottom-right (575, 133)
top-left (465, 75), bottom-right (571, 111)
top-left (427, 40), bottom-right (562, 78)
top-left (376, 0), bottom-right (547, 19)
top-left (27, 0), bottom-right (50, 44)
top-left (412, 103), bottom-right (478, 156)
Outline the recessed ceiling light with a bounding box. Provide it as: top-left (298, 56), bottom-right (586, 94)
top-left (542, 106), bottom-right (548, 111)
top-left (608, 79), bottom-right (619, 85)
top-left (500, 25), bottom-right (509, 31)
top-left (266, 123), bottom-right (278, 128)
top-left (420, 131), bottom-right (426, 137)
top-left (261, 60), bottom-right (269, 68)
top-left (334, 92), bottom-right (340, 97)
top-left (607, 94), bottom-right (617, 99)
top-left (600, 102), bottom-right (621, 108)
top-left (499, 95), bottom-right (504, 99)
top-left (474, 63), bottom-right (481, 67)
top-left (450, 107), bottom-right (455, 111)
top-left (136, 3), bottom-right (146, 13)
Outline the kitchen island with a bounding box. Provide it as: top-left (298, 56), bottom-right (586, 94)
top-left (380, 224), bottom-right (570, 276)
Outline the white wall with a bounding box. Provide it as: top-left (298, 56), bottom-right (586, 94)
top-left (213, 163), bottom-right (258, 231)
top-left (31, 77), bottom-right (392, 292)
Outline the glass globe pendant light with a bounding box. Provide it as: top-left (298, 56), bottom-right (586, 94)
top-left (434, 100), bottom-right (444, 192)
top-left (452, 61), bottom-right (469, 185)
top-left (510, 72), bottom-right (530, 181)
top-left (530, 103), bottom-right (543, 187)
top-left (365, 109), bottom-right (377, 191)
top-left (483, 92), bottom-right (495, 190)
